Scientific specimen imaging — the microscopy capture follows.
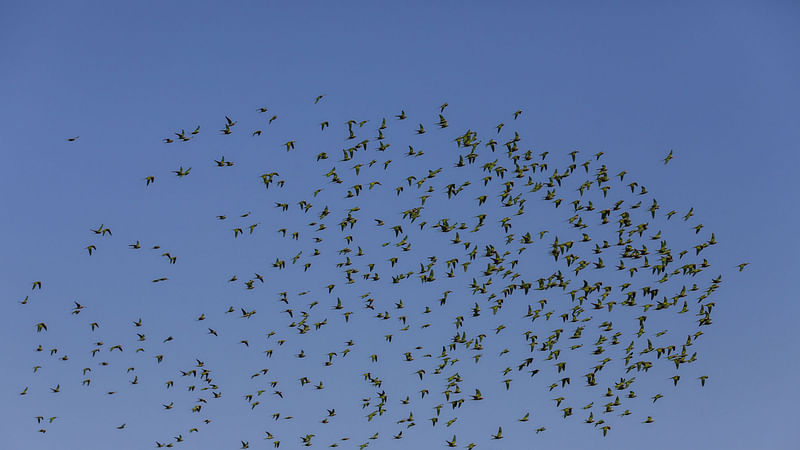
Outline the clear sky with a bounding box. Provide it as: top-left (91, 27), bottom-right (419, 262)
top-left (1, 1), bottom-right (798, 449)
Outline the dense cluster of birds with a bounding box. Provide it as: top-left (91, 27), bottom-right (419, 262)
top-left (15, 97), bottom-right (745, 448)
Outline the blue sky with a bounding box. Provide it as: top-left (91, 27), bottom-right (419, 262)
top-left (1, 2), bottom-right (798, 449)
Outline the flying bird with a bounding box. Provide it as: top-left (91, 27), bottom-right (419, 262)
top-left (663, 149), bottom-right (674, 164)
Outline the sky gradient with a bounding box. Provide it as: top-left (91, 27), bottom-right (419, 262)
top-left (1, 2), bottom-right (798, 449)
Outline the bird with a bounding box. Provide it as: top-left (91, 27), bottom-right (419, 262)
top-left (173, 166), bottom-right (191, 177)
top-left (215, 156), bottom-right (234, 167)
top-left (663, 149), bottom-right (674, 164)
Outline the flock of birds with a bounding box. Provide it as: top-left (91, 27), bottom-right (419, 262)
top-left (16, 97), bottom-right (745, 448)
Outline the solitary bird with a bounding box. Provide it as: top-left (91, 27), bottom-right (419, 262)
top-left (663, 149), bottom-right (674, 164)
